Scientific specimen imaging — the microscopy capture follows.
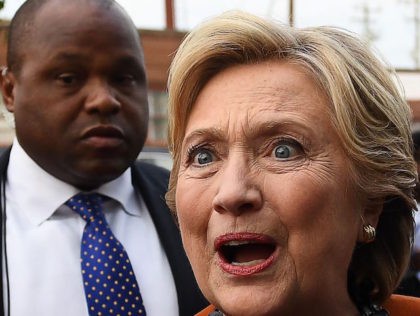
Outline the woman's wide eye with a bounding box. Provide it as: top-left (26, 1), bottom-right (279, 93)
top-left (273, 141), bottom-right (301, 159)
top-left (194, 149), bottom-right (214, 165)
top-left (274, 145), bottom-right (291, 158)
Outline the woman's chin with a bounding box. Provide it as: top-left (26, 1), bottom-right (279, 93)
top-left (214, 289), bottom-right (290, 316)
top-left (198, 254), bottom-right (297, 315)
top-left (203, 274), bottom-right (296, 316)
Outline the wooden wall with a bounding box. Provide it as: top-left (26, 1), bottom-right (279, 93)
top-left (140, 29), bottom-right (185, 91)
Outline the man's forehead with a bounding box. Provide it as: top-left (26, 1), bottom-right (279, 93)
top-left (35, 0), bottom-right (116, 18)
top-left (9, 0), bottom-right (137, 75)
top-left (31, 0), bottom-right (133, 40)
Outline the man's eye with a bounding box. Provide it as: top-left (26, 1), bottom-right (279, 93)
top-left (56, 73), bottom-right (77, 85)
top-left (114, 74), bottom-right (136, 85)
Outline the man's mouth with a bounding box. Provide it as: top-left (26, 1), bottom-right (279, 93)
top-left (214, 233), bottom-right (277, 275)
top-left (82, 125), bottom-right (124, 148)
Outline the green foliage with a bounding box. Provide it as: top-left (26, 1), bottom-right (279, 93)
top-left (0, 1), bottom-right (4, 11)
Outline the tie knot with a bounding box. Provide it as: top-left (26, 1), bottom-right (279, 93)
top-left (65, 193), bottom-right (105, 222)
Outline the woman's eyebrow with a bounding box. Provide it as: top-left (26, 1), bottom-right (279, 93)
top-left (183, 127), bottom-right (226, 145)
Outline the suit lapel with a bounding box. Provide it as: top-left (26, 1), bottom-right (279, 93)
top-left (131, 162), bottom-right (207, 316)
top-left (0, 155), bottom-right (206, 316)
top-left (0, 147), bottom-right (11, 316)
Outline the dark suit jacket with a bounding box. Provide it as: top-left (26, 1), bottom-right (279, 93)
top-left (0, 148), bottom-right (207, 316)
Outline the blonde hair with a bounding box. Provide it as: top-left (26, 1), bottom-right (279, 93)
top-left (167, 11), bottom-right (417, 304)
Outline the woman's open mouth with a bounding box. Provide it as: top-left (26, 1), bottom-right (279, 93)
top-left (214, 232), bottom-right (277, 276)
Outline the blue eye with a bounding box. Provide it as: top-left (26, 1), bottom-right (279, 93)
top-left (273, 139), bottom-right (302, 160)
top-left (274, 145), bottom-right (291, 158)
top-left (195, 150), bottom-right (213, 165)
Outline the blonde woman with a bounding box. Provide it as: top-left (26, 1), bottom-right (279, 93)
top-left (167, 11), bottom-right (420, 316)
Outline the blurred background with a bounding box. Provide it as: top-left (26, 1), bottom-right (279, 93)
top-left (0, 0), bottom-right (419, 168)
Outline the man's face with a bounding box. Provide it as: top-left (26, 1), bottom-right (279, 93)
top-left (6, 1), bottom-right (149, 189)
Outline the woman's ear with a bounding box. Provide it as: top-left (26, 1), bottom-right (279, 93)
top-left (357, 200), bottom-right (383, 243)
top-left (0, 67), bottom-right (16, 113)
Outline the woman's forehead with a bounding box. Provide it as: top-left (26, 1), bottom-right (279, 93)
top-left (185, 61), bottom-right (331, 134)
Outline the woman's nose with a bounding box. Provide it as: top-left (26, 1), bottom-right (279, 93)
top-left (212, 156), bottom-right (263, 216)
top-left (85, 80), bottom-right (121, 115)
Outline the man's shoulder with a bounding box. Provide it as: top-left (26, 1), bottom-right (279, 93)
top-left (132, 160), bottom-right (170, 188)
top-left (133, 160), bottom-right (170, 176)
top-left (131, 161), bottom-right (170, 206)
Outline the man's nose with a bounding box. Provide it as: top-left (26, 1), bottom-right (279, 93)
top-left (85, 80), bottom-right (121, 115)
top-left (212, 155), bottom-right (263, 216)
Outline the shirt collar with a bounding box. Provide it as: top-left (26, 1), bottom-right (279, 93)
top-left (7, 138), bottom-right (140, 226)
top-left (95, 169), bottom-right (141, 218)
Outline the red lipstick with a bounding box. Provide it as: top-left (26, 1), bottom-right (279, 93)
top-left (214, 232), bottom-right (277, 276)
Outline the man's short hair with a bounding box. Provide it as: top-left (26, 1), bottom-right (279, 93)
top-left (7, 0), bottom-right (116, 75)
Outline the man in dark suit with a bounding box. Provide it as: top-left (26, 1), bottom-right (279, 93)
top-left (0, 0), bottom-right (206, 315)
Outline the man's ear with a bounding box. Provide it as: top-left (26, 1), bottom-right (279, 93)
top-left (0, 67), bottom-right (16, 113)
top-left (357, 200), bottom-right (383, 243)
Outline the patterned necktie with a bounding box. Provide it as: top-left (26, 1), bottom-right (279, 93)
top-left (66, 193), bottom-right (147, 316)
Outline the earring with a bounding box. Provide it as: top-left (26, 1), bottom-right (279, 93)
top-left (362, 224), bottom-right (376, 243)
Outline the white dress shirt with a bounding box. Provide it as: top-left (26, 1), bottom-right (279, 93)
top-left (2, 139), bottom-right (179, 315)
